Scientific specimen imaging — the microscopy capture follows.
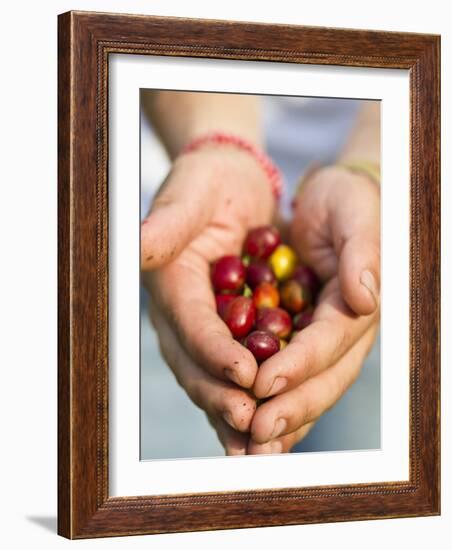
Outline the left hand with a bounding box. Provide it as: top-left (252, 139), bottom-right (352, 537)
top-left (248, 165), bottom-right (380, 454)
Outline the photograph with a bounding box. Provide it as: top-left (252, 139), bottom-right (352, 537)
top-left (55, 10), bottom-right (440, 538)
top-left (139, 91), bottom-right (381, 460)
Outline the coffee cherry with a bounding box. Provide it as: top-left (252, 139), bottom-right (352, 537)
top-left (244, 226), bottom-right (281, 259)
top-left (293, 309), bottom-right (313, 331)
top-left (293, 264), bottom-right (320, 296)
top-left (215, 294), bottom-right (236, 318)
top-left (210, 226), bottom-right (323, 351)
top-left (211, 255), bottom-right (246, 293)
top-left (245, 330), bottom-right (280, 363)
top-left (223, 296), bottom-right (256, 338)
top-left (269, 245), bottom-right (297, 281)
top-left (246, 261), bottom-right (276, 289)
top-left (253, 282), bottom-right (280, 309)
top-left (255, 307), bottom-right (292, 339)
top-left (280, 280), bottom-right (311, 314)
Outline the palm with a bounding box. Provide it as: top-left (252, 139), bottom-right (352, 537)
top-left (142, 148), bottom-right (274, 270)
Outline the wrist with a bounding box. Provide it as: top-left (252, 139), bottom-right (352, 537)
top-left (336, 160), bottom-right (380, 186)
top-left (179, 131), bottom-right (283, 200)
top-left (319, 165), bottom-right (380, 194)
top-left (149, 92), bottom-right (263, 158)
top-left (182, 122), bottom-right (263, 154)
top-left (295, 161), bottom-right (380, 196)
top-left (292, 163), bottom-right (380, 210)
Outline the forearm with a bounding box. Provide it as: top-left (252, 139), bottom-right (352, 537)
top-left (338, 102), bottom-right (380, 165)
top-left (141, 91), bottom-right (263, 159)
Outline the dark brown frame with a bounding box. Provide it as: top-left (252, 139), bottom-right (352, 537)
top-left (58, 10), bottom-right (440, 539)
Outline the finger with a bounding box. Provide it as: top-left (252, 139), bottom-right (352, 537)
top-left (247, 422), bottom-right (314, 455)
top-left (338, 234), bottom-right (380, 316)
top-left (251, 325), bottom-right (377, 444)
top-left (208, 415), bottom-right (250, 456)
top-left (151, 257), bottom-right (259, 388)
top-left (151, 306), bottom-right (257, 433)
top-left (330, 177), bottom-right (380, 316)
top-left (141, 159), bottom-right (215, 270)
top-left (253, 278), bottom-right (376, 399)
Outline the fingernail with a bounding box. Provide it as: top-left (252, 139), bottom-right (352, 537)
top-left (223, 411), bottom-right (236, 430)
top-left (270, 440), bottom-right (283, 454)
top-left (227, 446), bottom-right (246, 456)
top-left (271, 418), bottom-right (287, 439)
top-left (266, 376), bottom-right (287, 397)
top-left (224, 368), bottom-right (242, 387)
top-left (360, 270), bottom-right (379, 307)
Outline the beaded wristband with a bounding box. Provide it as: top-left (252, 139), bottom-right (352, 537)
top-left (181, 131), bottom-right (284, 200)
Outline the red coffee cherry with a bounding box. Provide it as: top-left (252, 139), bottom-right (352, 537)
top-left (215, 294), bottom-right (236, 318)
top-left (245, 330), bottom-right (280, 363)
top-left (211, 255), bottom-right (246, 293)
top-left (255, 307), bottom-right (292, 339)
top-left (222, 296), bottom-right (256, 338)
top-left (292, 264), bottom-right (320, 297)
top-left (246, 261), bottom-right (277, 289)
top-left (293, 308), bottom-right (314, 331)
top-left (244, 226), bottom-right (281, 259)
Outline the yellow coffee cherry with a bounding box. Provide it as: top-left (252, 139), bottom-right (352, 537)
top-left (269, 245), bottom-right (297, 281)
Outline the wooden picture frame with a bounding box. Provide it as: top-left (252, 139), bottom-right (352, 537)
top-left (58, 10), bottom-right (440, 539)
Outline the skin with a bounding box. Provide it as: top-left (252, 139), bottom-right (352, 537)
top-left (249, 166), bottom-right (380, 452)
top-left (141, 91), bottom-right (380, 455)
top-left (142, 146), bottom-right (275, 455)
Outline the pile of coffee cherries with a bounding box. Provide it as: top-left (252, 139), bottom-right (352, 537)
top-left (211, 225), bottom-right (321, 364)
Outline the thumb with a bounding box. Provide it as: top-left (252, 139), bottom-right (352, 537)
top-left (338, 234), bottom-right (380, 316)
top-left (141, 166), bottom-right (215, 270)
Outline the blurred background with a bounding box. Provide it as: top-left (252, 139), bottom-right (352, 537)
top-left (140, 93), bottom-right (380, 460)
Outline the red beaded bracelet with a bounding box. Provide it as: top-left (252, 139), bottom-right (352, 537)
top-left (181, 131), bottom-right (284, 200)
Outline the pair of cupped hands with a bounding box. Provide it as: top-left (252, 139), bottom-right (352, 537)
top-left (141, 146), bottom-right (380, 455)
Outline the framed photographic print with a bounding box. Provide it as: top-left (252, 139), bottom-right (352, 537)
top-left (58, 11), bottom-right (440, 539)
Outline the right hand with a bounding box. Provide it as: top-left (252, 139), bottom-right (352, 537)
top-left (248, 166), bottom-right (380, 454)
top-left (141, 145), bottom-right (275, 455)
